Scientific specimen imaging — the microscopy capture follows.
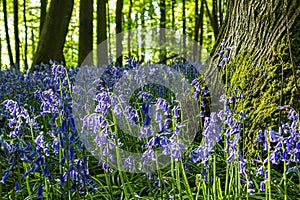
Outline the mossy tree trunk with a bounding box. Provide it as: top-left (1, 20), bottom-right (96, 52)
top-left (208, 0), bottom-right (300, 154)
top-left (32, 0), bottom-right (74, 67)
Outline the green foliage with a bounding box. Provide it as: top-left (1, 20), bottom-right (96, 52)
top-left (225, 37), bottom-right (300, 155)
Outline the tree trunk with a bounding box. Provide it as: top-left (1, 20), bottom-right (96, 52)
top-left (204, 0), bottom-right (219, 40)
top-left (171, 0), bottom-right (175, 29)
top-left (107, 2), bottom-right (112, 58)
top-left (127, 0), bottom-right (133, 57)
top-left (14, 0), bottom-right (20, 69)
top-left (199, 0), bottom-right (204, 61)
top-left (78, 0), bottom-right (93, 66)
top-left (159, 0), bottom-right (166, 64)
top-left (182, 0), bottom-right (186, 57)
top-left (116, 0), bottom-right (123, 66)
top-left (140, 5), bottom-right (145, 63)
top-left (209, 0), bottom-right (300, 154)
top-left (23, 0), bottom-right (28, 69)
top-left (40, 0), bottom-right (47, 35)
top-left (3, 0), bottom-right (14, 67)
top-left (32, 0), bottom-right (74, 67)
top-left (97, 0), bottom-right (108, 66)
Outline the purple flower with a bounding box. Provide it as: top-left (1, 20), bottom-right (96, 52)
top-left (15, 181), bottom-right (21, 193)
top-left (247, 189), bottom-right (255, 195)
top-left (256, 166), bottom-right (264, 176)
top-left (37, 185), bottom-right (43, 199)
top-left (173, 105), bottom-right (180, 119)
top-left (260, 181), bottom-right (266, 191)
top-left (1, 171), bottom-right (11, 184)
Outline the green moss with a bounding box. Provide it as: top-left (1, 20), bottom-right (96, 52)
top-left (223, 37), bottom-right (300, 155)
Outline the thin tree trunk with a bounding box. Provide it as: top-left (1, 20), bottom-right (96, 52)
top-left (107, 2), bottom-right (112, 59)
top-left (219, 0), bottom-right (223, 25)
top-left (116, 0), bottom-right (123, 66)
top-left (140, 5), bottom-right (145, 63)
top-left (14, 0), bottom-right (20, 68)
top-left (40, 0), bottom-right (47, 35)
top-left (97, 0), bottom-right (108, 66)
top-left (171, 0), bottom-right (175, 29)
top-left (78, 0), bottom-right (93, 66)
top-left (3, 0), bottom-right (14, 67)
top-left (182, 0), bottom-right (186, 57)
top-left (32, 0), bottom-right (74, 67)
top-left (212, 0), bottom-right (219, 33)
top-left (127, 0), bottom-right (133, 57)
top-left (159, 0), bottom-right (166, 64)
top-left (204, 0), bottom-right (219, 39)
top-left (24, 0), bottom-right (28, 69)
top-left (194, 0), bottom-right (200, 62)
top-left (199, 0), bottom-right (204, 61)
top-left (31, 29), bottom-right (35, 54)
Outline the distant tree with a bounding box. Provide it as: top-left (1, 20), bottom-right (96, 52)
top-left (127, 0), bottom-right (133, 57)
top-left (3, 0), bottom-right (14, 67)
top-left (205, 0), bottom-right (219, 39)
top-left (159, 0), bottom-right (166, 64)
top-left (78, 0), bottom-right (93, 66)
top-left (14, 0), bottom-right (20, 68)
top-left (32, 0), bottom-right (74, 67)
top-left (116, 0), bottom-right (123, 66)
top-left (23, 0), bottom-right (28, 69)
top-left (97, 0), bottom-right (108, 66)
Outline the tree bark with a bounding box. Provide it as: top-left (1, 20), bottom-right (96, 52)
top-left (97, 0), bottom-right (108, 66)
top-left (171, 0), bottom-right (175, 29)
top-left (116, 0), bottom-right (123, 66)
top-left (3, 0), bottom-right (14, 67)
top-left (204, 0), bottom-right (219, 40)
top-left (140, 5), bottom-right (145, 63)
top-left (208, 0), bottom-right (300, 154)
top-left (159, 0), bottom-right (166, 64)
top-left (32, 0), bottom-right (74, 67)
top-left (182, 0), bottom-right (186, 57)
top-left (23, 0), bottom-right (28, 69)
top-left (14, 0), bottom-right (20, 69)
top-left (40, 0), bottom-right (47, 35)
top-left (127, 0), bottom-right (133, 57)
top-left (78, 0), bottom-right (93, 66)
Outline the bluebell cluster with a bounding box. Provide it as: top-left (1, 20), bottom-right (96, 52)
top-left (255, 106), bottom-right (300, 191)
top-left (0, 64), bottom-right (98, 197)
top-left (0, 52), bottom-right (299, 198)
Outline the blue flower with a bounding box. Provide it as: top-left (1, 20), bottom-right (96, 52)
top-left (247, 189), bottom-right (255, 195)
top-left (37, 185), bottom-right (43, 199)
top-left (15, 181), bottom-right (21, 193)
top-left (260, 181), bottom-right (266, 191)
top-left (1, 171), bottom-right (11, 184)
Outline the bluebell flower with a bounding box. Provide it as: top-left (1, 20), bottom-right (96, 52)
top-left (256, 166), bottom-right (264, 176)
top-left (37, 185), bottom-right (43, 199)
top-left (15, 181), bottom-right (21, 193)
top-left (1, 171), bottom-right (11, 184)
top-left (260, 180), bottom-right (266, 191)
top-left (239, 110), bottom-right (247, 120)
top-left (43, 164), bottom-right (51, 177)
top-left (144, 115), bottom-right (151, 127)
top-left (247, 189), bottom-right (255, 195)
top-left (173, 105), bottom-right (180, 119)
